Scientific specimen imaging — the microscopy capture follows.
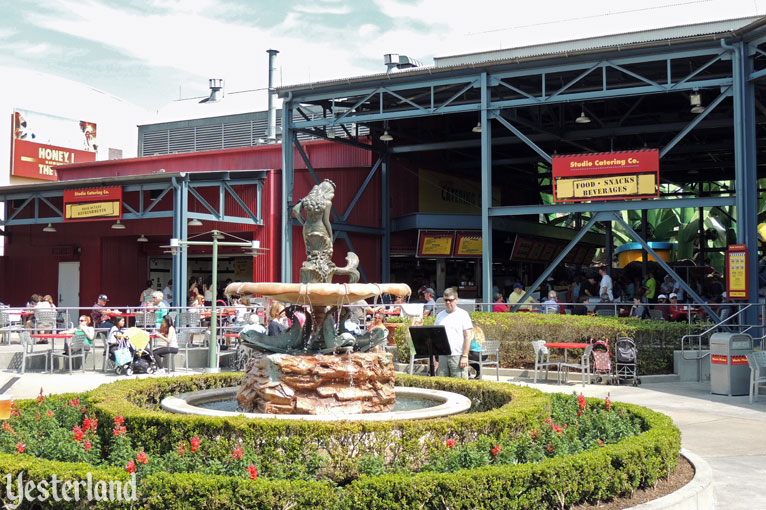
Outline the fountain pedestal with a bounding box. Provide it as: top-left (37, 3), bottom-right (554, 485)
top-left (238, 352), bottom-right (396, 415)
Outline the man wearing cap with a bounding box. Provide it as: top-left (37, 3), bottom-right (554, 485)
top-left (655, 294), bottom-right (670, 320)
top-left (434, 288), bottom-right (473, 378)
top-left (422, 288), bottom-right (436, 318)
top-left (668, 293), bottom-right (688, 321)
top-left (508, 283), bottom-right (538, 311)
top-left (91, 294), bottom-right (117, 329)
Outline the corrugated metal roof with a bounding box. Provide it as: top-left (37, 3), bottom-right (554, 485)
top-left (435, 16), bottom-right (762, 67)
top-left (276, 16), bottom-right (765, 96)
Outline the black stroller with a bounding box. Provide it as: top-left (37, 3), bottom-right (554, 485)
top-left (114, 327), bottom-right (158, 376)
top-left (614, 337), bottom-right (640, 386)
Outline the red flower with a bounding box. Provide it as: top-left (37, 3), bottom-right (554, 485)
top-left (15, 442), bottom-right (25, 454)
top-left (69, 398), bottom-right (80, 407)
top-left (190, 437), bottom-right (201, 453)
top-left (80, 408), bottom-right (88, 414)
top-left (177, 442), bottom-right (186, 456)
top-left (36, 389), bottom-right (45, 407)
top-left (47, 410), bottom-right (53, 418)
top-left (546, 444), bottom-right (553, 452)
top-left (113, 425), bottom-right (126, 437)
top-left (247, 464), bottom-right (258, 480)
top-left (577, 393), bottom-right (587, 411)
top-left (82, 418), bottom-right (91, 432)
top-left (232, 447), bottom-right (243, 460)
top-left (598, 440), bottom-right (605, 447)
top-left (605, 395), bottom-right (612, 412)
top-left (529, 431), bottom-right (536, 440)
top-left (136, 451), bottom-right (148, 464)
top-left (73, 426), bottom-right (84, 442)
top-left (90, 418), bottom-right (98, 431)
top-left (114, 415), bottom-right (124, 426)
top-left (445, 439), bottom-right (456, 449)
top-left (490, 445), bottom-right (501, 456)
top-left (126, 460), bottom-right (136, 473)
top-left (35, 413), bottom-right (40, 421)
top-left (562, 423), bottom-right (568, 429)
top-left (83, 440), bottom-right (92, 452)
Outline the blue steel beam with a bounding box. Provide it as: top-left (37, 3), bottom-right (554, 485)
top-left (490, 196), bottom-right (735, 216)
top-left (660, 86), bottom-right (732, 158)
top-left (341, 158), bottom-right (382, 222)
top-left (293, 138), bottom-right (341, 221)
top-left (480, 72), bottom-right (493, 310)
top-left (282, 101), bottom-right (295, 283)
top-left (381, 153), bottom-right (390, 281)
top-left (492, 113), bottom-right (552, 164)
top-left (728, 39), bottom-right (761, 328)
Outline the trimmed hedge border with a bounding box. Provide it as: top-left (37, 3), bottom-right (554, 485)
top-left (0, 375), bottom-right (680, 509)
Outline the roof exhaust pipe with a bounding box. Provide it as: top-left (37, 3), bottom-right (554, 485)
top-left (200, 78), bottom-right (224, 103)
top-left (266, 49), bottom-right (279, 141)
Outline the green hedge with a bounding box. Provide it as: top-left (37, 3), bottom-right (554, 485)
top-left (394, 312), bottom-right (707, 374)
top-left (0, 376), bottom-right (680, 509)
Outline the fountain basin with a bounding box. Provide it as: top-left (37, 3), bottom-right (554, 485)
top-left (161, 386), bottom-right (472, 422)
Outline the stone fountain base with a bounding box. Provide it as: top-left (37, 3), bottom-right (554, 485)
top-left (237, 352), bottom-right (396, 415)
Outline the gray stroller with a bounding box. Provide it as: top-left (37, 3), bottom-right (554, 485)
top-left (614, 337), bottom-right (640, 386)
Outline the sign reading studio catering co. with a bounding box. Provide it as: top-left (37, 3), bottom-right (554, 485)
top-left (63, 187), bottom-right (122, 222)
top-left (10, 108), bottom-right (97, 181)
top-left (552, 149), bottom-right (659, 203)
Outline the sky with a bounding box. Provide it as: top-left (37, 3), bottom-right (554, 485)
top-left (2, 0), bottom-right (766, 114)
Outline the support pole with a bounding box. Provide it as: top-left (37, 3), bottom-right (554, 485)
top-left (208, 233), bottom-right (219, 371)
top-left (480, 72), bottom-right (493, 310)
top-left (282, 101), bottom-right (295, 283)
top-left (381, 152), bottom-right (391, 281)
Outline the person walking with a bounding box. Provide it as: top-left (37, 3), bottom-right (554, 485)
top-left (434, 288), bottom-right (473, 378)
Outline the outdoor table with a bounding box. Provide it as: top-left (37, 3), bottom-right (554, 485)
top-left (31, 333), bottom-right (74, 371)
top-left (544, 342), bottom-right (589, 364)
top-left (109, 312), bottom-right (136, 327)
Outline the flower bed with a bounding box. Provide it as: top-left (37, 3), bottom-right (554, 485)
top-left (393, 312), bottom-right (706, 374)
top-left (0, 375), bottom-right (680, 509)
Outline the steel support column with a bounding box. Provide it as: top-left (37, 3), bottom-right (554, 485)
top-left (729, 39), bottom-right (760, 330)
top-left (381, 152), bottom-right (391, 281)
top-left (480, 73), bottom-right (493, 309)
top-left (282, 101), bottom-right (295, 283)
top-left (171, 178), bottom-right (188, 308)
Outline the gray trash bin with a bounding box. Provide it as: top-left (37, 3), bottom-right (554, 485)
top-left (710, 333), bottom-right (753, 396)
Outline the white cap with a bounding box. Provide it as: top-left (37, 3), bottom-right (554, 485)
top-left (669, 293), bottom-right (678, 299)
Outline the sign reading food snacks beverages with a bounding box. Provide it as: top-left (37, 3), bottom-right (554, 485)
top-left (552, 149), bottom-right (659, 203)
top-left (10, 108), bottom-right (97, 181)
top-left (63, 187), bottom-right (122, 222)
top-left (726, 244), bottom-right (748, 299)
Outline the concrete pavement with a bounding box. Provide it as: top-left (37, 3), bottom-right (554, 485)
top-left (0, 368), bottom-right (764, 509)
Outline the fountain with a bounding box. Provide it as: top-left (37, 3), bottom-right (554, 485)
top-left (161, 179), bottom-right (470, 419)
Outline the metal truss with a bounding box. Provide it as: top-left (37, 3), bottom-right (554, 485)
top-left (0, 174), bottom-right (263, 227)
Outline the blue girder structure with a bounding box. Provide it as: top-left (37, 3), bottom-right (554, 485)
top-left (279, 18), bottom-right (766, 311)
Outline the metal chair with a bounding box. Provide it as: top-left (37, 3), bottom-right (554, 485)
top-left (19, 331), bottom-right (49, 373)
top-left (531, 340), bottom-right (561, 383)
top-left (561, 344), bottom-right (594, 387)
top-left (97, 333), bottom-right (115, 372)
top-left (746, 351), bottom-right (766, 404)
top-left (648, 309), bottom-right (665, 321)
top-left (478, 340), bottom-right (501, 381)
top-left (176, 328), bottom-right (208, 370)
top-left (33, 309), bottom-right (57, 334)
top-left (595, 309), bottom-right (615, 317)
top-left (135, 311), bottom-right (157, 329)
top-left (50, 335), bottom-right (89, 373)
top-left (0, 311), bottom-right (21, 345)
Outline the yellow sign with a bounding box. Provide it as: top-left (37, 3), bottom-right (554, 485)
top-left (418, 168), bottom-right (500, 214)
top-left (65, 201), bottom-right (120, 220)
top-left (421, 236), bottom-right (453, 256)
top-left (728, 249), bottom-right (747, 298)
top-left (555, 174), bottom-right (656, 200)
top-left (456, 237), bottom-right (482, 256)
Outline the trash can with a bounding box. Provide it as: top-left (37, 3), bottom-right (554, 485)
top-left (710, 333), bottom-right (753, 396)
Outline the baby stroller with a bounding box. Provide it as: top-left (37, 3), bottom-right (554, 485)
top-left (590, 337), bottom-right (613, 384)
top-left (614, 337), bottom-right (640, 386)
top-left (114, 327), bottom-right (158, 376)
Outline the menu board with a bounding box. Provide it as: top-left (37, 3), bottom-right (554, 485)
top-left (417, 231), bottom-right (454, 257)
top-left (455, 232), bottom-right (482, 257)
top-left (726, 244), bottom-right (748, 299)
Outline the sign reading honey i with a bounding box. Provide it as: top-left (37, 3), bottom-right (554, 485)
top-left (552, 149), bottom-right (660, 203)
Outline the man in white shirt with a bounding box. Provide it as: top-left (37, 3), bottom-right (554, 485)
top-left (163, 280), bottom-right (173, 304)
top-left (434, 288), bottom-right (473, 378)
top-left (598, 266), bottom-right (613, 301)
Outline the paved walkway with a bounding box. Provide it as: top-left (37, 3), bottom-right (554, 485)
top-left (0, 368), bottom-right (764, 509)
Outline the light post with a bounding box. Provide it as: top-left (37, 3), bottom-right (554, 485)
top-left (165, 230), bottom-right (265, 371)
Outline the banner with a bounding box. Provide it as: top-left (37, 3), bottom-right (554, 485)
top-left (11, 109), bottom-right (97, 181)
top-left (552, 149), bottom-right (659, 203)
top-left (63, 187), bottom-right (122, 222)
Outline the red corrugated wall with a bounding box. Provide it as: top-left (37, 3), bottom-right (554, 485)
top-left (1, 139), bottom-right (384, 306)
